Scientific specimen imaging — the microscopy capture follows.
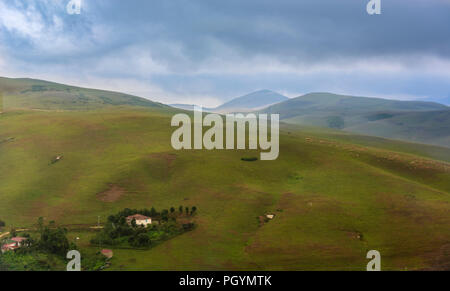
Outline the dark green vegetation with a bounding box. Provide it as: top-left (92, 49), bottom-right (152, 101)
top-left (241, 157), bottom-right (258, 162)
top-left (1, 78), bottom-right (450, 270)
top-left (0, 251), bottom-right (67, 271)
top-left (91, 208), bottom-right (196, 248)
top-left (261, 92), bottom-right (450, 147)
top-left (0, 218), bottom-right (107, 271)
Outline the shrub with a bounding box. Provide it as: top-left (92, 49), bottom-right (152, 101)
top-left (129, 233), bottom-right (151, 247)
top-left (241, 157), bottom-right (258, 162)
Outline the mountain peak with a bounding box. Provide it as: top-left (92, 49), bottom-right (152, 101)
top-left (215, 90), bottom-right (289, 112)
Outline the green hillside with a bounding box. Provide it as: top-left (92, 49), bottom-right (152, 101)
top-left (0, 105), bottom-right (449, 270)
top-left (1, 80), bottom-right (449, 270)
top-left (0, 77), bottom-right (167, 111)
top-left (346, 110), bottom-right (450, 147)
top-left (261, 93), bottom-right (450, 148)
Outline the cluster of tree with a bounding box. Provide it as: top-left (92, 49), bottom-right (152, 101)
top-left (107, 206), bottom-right (197, 225)
top-left (15, 218), bottom-right (75, 257)
top-left (128, 230), bottom-right (151, 248)
top-left (91, 207), bottom-right (197, 248)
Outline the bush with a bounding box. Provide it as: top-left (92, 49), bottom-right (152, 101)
top-left (241, 157), bottom-right (258, 162)
top-left (182, 223), bottom-right (195, 231)
top-left (39, 227), bottom-right (70, 256)
top-left (129, 233), bottom-right (151, 247)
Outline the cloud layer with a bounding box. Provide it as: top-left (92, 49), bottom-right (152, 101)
top-left (0, 0), bottom-right (449, 106)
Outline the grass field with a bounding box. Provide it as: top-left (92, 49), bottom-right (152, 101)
top-left (1, 104), bottom-right (449, 270)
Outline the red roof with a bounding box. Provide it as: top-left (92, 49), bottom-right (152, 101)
top-left (126, 214), bottom-right (150, 221)
top-left (1, 243), bottom-right (18, 251)
top-left (11, 237), bottom-right (27, 242)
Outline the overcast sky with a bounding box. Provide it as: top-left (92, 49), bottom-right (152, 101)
top-left (0, 0), bottom-right (449, 106)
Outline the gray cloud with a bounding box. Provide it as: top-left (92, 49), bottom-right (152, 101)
top-left (0, 0), bottom-right (449, 106)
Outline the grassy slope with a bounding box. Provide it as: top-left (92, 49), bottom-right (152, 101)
top-left (261, 93), bottom-right (450, 148)
top-left (0, 77), bottom-right (167, 111)
top-left (0, 107), bottom-right (449, 270)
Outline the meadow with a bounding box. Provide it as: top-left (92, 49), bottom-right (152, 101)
top-left (1, 104), bottom-right (449, 270)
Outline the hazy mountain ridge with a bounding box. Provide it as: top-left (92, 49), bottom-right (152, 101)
top-left (2, 77), bottom-right (449, 147)
top-left (214, 89), bottom-right (289, 112)
top-left (171, 89), bottom-right (289, 113)
top-left (261, 92), bottom-right (450, 147)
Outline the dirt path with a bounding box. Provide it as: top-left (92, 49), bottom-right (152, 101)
top-left (0, 232), bottom-right (10, 239)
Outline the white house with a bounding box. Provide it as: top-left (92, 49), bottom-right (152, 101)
top-left (126, 214), bottom-right (152, 227)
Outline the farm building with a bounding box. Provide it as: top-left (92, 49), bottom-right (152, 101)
top-left (1, 237), bottom-right (27, 253)
top-left (101, 249), bottom-right (114, 259)
top-left (126, 214), bottom-right (152, 227)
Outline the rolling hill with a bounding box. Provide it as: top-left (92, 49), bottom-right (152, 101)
top-left (261, 93), bottom-right (450, 148)
top-left (1, 78), bottom-right (449, 270)
top-left (0, 77), bottom-right (167, 111)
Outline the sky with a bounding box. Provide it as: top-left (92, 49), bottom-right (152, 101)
top-left (0, 0), bottom-right (449, 106)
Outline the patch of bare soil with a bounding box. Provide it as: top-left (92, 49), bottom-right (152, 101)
top-left (149, 153), bottom-right (177, 167)
top-left (97, 184), bottom-right (126, 202)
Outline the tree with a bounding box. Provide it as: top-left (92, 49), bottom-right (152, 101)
top-left (0, 219), bottom-right (5, 227)
top-left (10, 227), bottom-right (17, 237)
top-left (107, 215), bottom-right (117, 223)
top-left (179, 206), bottom-right (183, 214)
top-left (131, 219), bottom-right (137, 228)
top-left (39, 226), bottom-right (70, 256)
top-left (170, 207), bottom-right (175, 214)
top-left (191, 206), bottom-right (197, 215)
top-left (137, 233), bottom-right (151, 247)
top-left (185, 207), bottom-right (189, 215)
top-left (37, 217), bottom-right (44, 234)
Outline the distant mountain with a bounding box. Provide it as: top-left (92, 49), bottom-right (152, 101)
top-left (0, 77), bottom-right (167, 110)
top-left (169, 90), bottom-right (288, 113)
top-left (424, 95), bottom-right (450, 106)
top-left (214, 90), bottom-right (289, 113)
top-left (169, 104), bottom-right (214, 111)
top-left (261, 92), bottom-right (450, 147)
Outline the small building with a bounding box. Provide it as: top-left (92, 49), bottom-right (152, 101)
top-left (126, 214), bottom-right (152, 227)
top-left (1, 237), bottom-right (27, 253)
top-left (101, 249), bottom-right (113, 259)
